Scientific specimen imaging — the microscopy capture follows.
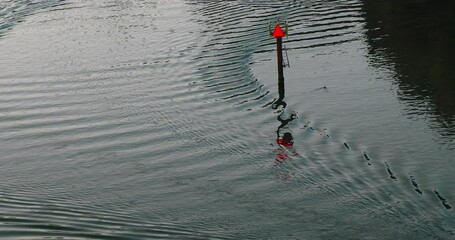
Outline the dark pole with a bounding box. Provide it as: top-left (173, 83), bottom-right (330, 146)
top-left (276, 37), bottom-right (285, 101)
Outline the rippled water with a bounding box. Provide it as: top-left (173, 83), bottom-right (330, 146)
top-left (1, 0), bottom-right (454, 239)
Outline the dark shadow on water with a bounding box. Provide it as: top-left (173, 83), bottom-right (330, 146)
top-left (362, 0), bottom-right (455, 136)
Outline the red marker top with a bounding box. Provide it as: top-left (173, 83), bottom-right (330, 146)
top-left (272, 24), bottom-right (285, 38)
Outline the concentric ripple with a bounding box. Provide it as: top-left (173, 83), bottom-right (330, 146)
top-left (0, 0), bottom-right (453, 239)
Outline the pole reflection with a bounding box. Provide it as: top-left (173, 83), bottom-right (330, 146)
top-left (272, 76), bottom-right (299, 164)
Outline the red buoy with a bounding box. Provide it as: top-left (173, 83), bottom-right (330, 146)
top-left (272, 24), bottom-right (286, 38)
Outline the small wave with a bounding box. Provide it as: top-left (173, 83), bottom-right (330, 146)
top-left (0, 190), bottom-right (232, 239)
top-left (0, 0), bottom-right (64, 37)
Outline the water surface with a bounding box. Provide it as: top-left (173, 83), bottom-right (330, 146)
top-left (0, 0), bottom-right (454, 239)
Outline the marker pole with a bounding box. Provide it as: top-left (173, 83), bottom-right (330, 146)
top-left (276, 36), bottom-right (285, 100)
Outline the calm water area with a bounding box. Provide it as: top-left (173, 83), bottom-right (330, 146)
top-left (0, 0), bottom-right (454, 239)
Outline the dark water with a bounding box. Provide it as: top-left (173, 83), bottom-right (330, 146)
top-left (0, 0), bottom-right (453, 239)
